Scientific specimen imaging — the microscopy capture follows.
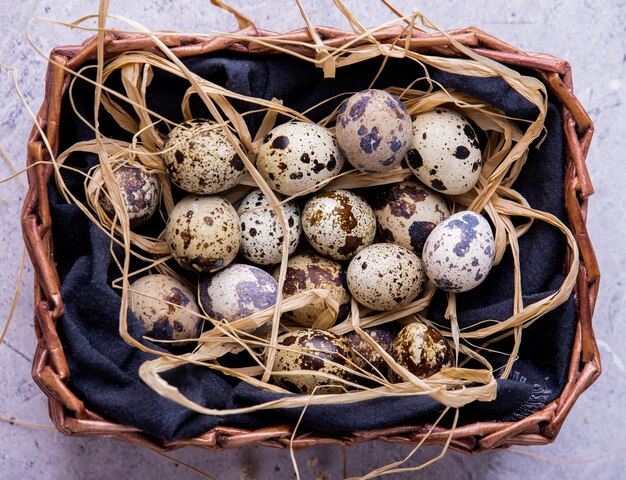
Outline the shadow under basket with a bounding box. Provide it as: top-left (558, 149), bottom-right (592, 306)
top-left (22, 25), bottom-right (600, 453)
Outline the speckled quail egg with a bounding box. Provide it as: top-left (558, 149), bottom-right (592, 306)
top-left (406, 108), bottom-right (482, 195)
top-left (129, 274), bottom-right (201, 342)
top-left (257, 122), bottom-right (344, 196)
top-left (391, 321), bottom-right (452, 380)
top-left (199, 264), bottom-right (278, 334)
top-left (236, 188), bottom-right (301, 265)
top-left (89, 165), bottom-right (160, 227)
top-left (422, 211), bottom-right (495, 292)
top-left (272, 252), bottom-right (351, 327)
top-left (372, 181), bottom-right (450, 255)
top-left (272, 329), bottom-right (355, 394)
top-left (335, 89), bottom-right (412, 173)
top-left (347, 243), bottom-right (426, 311)
top-left (165, 195), bottom-right (240, 273)
top-left (302, 190), bottom-right (376, 260)
top-left (163, 119), bottom-right (246, 194)
top-left (342, 325), bottom-right (397, 376)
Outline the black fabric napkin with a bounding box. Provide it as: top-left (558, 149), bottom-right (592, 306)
top-left (52, 53), bottom-right (576, 441)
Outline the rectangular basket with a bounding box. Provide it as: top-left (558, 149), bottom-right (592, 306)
top-left (21, 24), bottom-right (600, 453)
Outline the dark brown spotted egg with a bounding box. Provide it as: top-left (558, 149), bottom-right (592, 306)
top-left (347, 243), bottom-right (426, 311)
top-left (129, 274), bottom-right (201, 342)
top-left (272, 329), bottom-right (355, 394)
top-left (163, 119), bottom-right (246, 194)
top-left (302, 190), bottom-right (376, 260)
top-left (342, 325), bottom-right (397, 376)
top-left (256, 122), bottom-right (344, 196)
top-left (272, 252), bottom-right (350, 328)
top-left (335, 89), bottom-right (412, 173)
top-left (391, 321), bottom-right (452, 380)
top-left (165, 195), bottom-right (240, 273)
top-left (236, 188), bottom-right (301, 265)
top-left (89, 165), bottom-right (160, 227)
top-left (372, 181), bottom-right (450, 255)
top-left (199, 264), bottom-right (278, 335)
top-left (422, 211), bottom-right (495, 292)
top-left (406, 108), bottom-right (482, 195)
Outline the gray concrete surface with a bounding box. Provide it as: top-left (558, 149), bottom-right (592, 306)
top-left (0, 0), bottom-right (624, 478)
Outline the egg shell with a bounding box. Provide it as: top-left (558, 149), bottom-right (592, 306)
top-left (391, 321), bottom-right (452, 380)
top-left (165, 195), bottom-right (240, 273)
top-left (342, 325), bottom-right (397, 376)
top-left (90, 165), bottom-right (161, 227)
top-left (335, 89), bottom-right (412, 173)
top-left (372, 181), bottom-right (450, 255)
top-left (257, 122), bottom-right (344, 196)
top-left (347, 243), bottom-right (426, 311)
top-left (237, 189), bottom-right (301, 265)
top-left (129, 274), bottom-right (201, 342)
top-left (199, 264), bottom-right (278, 335)
top-left (163, 119), bottom-right (246, 194)
top-left (406, 108), bottom-right (482, 194)
top-left (422, 211), bottom-right (495, 292)
top-left (302, 190), bottom-right (376, 260)
top-left (272, 329), bottom-right (355, 394)
top-left (272, 252), bottom-right (350, 327)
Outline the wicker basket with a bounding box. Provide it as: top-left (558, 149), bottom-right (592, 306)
top-left (21, 24), bottom-right (600, 453)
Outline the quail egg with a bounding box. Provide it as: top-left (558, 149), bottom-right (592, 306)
top-left (406, 108), bottom-right (482, 194)
top-left (422, 211), bottom-right (495, 292)
top-left (342, 325), bottom-right (397, 376)
top-left (391, 321), bottom-right (452, 380)
top-left (199, 264), bottom-right (278, 334)
top-left (89, 164), bottom-right (160, 227)
top-left (236, 188), bottom-right (301, 265)
top-left (302, 190), bottom-right (376, 260)
top-left (335, 89), bottom-right (412, 173)
top-left (272, 329), bottom-right (355, 394)
top-left (165, 195), bottom-right (240, 273)
top-left (163, 119), bottom-right (246, 194)
top-left (257, 122), bottom-right (344, 196)
top-left (372, 181), bottom-right (450, 255)
top-left (129, 274), bottom-right (201, 342)
top-left (347, 243), bottom-right (426, 311)
top-left (272, 252), bottom-right (351, 327)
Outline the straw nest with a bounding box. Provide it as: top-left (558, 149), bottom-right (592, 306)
top-left (45, 0), bottom-right (580, 439)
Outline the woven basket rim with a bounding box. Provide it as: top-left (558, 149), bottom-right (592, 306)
top-left (21, 24), bottom-right (601, 453)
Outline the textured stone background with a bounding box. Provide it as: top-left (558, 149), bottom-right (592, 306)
top-left (0, 1), bottom-right (624, 478)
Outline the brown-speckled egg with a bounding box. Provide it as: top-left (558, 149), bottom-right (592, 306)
top-left (163, 119), bottom-right (246, 194)
top-left (391, 321), bottom-right (452, 380)
top-left (372, 181), bottom-right (450, 255)
top-left (335, 89), bottom-right (412, 173)
top-left (422, 211), bottom-right (495, 292)
top-left (129, 274), bottom-right (201, 342)
top-left (347, 243), bottom-right (426, 311)
top-left (89, 165), bottom-right (160, 227)
top-left (236, 189), bottom-right (301, 265)
top-left (199, 264), bottom-right (278, 334)
top-left (256, 122), bottom-right (344, 196)
top-left (302, 190), bottom-right (376, 260)
top-left (165, 195), bottom-right (240, 272)
top-left (406, 108), bottom-right (482, 194)
top-left (342, 325), bottom-right (397, 376)
top-left (272, 329), bottom-right (355, 394)
top-left (272, 252), bottom-right (350, 327)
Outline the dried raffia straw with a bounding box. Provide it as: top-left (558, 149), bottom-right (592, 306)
top-left (0, 247), bottom-right (26, 348)
top-left (0, 416), bottom-right (56, 431)
top-left (0, 86), bottom-right (37, 433)
top-left (15, 0), bottom-right (593, 477)
top-left (151, 451), bottom-right (217, 480)
top-left (0, 122), bottom-right (28, 349)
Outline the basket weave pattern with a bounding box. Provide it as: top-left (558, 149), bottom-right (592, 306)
top-left (21, 26), bottom-right (600, 453)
